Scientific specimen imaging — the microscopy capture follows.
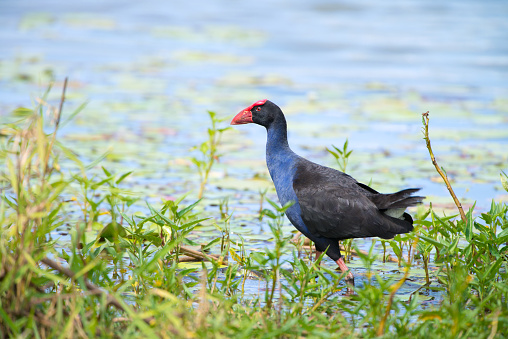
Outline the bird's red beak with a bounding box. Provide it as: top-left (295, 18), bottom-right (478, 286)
top-left (231, 109), bottom-right (253, 125)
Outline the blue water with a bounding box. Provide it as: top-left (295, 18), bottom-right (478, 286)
top-left (1, 0), bottom-right (506, 305)
top-left (2, 1), bottom-right (507, 93)
top-left (1, 0), bottom-right (507, 206)
top-left (1, 2), bottom-right (507, 205)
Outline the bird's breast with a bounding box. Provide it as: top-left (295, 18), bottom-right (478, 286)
top-left (265, 154), bottom-right (313, 236)
top-left (266, 155), bottom-right (297, 205)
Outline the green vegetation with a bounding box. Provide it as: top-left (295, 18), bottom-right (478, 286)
top-left (191, 111), bottom-right (231, 199)
top-left (1, 84), bottom-right (507, 338)
top-left (327, 140), bottom-right (353, 174)
top-left (327, 140), bottom-right (355, 263)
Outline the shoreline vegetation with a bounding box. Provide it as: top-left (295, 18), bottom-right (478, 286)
top-left (1, 82), bottom-right (507, 338)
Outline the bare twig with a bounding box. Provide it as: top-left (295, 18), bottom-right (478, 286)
top-left (56, 78), bottom-right (68, 127)
top-left (30, 289), bottom-right (103, 305)
top-left (179, 246), bottom-right (223, 262)
top-left (422, 112), bottom-right (467, 222)
top-left (40, 257), bottom-right (153, 324)
top-left (44, 78), bottom-right (68, 176)
top-left (40, 258), bottom-right (123, 309)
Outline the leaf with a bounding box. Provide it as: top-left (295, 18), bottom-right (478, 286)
top-left (202, 238), bottom-right (221, 251)
top-left (501, 171), bottom-right (508, 192)
top-left (496, 228), bottom-right (508, 244)
top-left (91, 175), bottom-right (115, 190)
top-left (447, 237), bottom-right (459, 254)
top-left (464, 207), bottom-right (474, 242)
top-left (147, 203), bottom-right (175, 227)
top-left (127, 251), bottom-right (140, 267)
top-left (207, 111), bottom-right (216, 120)
top-left (178, 218), bottom-right (209, 231)
top-left (217, 127), bottom-right (232, 133)
top-left (418, 235), bottom-right (444, 250)
top-left (480, 213), bottom-right (492, 225)
top-left (82, 240), bottom-right (96, 254)
top-left (484, 259), bottom-right (503, 281)
top-left (176, 199), bottom-right (202, 219)
top-left (12, 107), bottom-right (33, 117)
top-left (181, 281), bottom-right (194, 299)
top-left (98, 222), bottom-right (127, 242)
top-left (326, 148), bottom-right (339, 159)
top-left (229, 248), bottom-right (243, 263)
top-left (265, 198), bottom-right (280, 211)
top-left (280, 200), bottom-right (295, 212)
top-left (389, 240), bottom-right (401, 257)
top-left (333, 145), bottom-right (343, 155)
top-left (116, 171), bottom-right (133, 184)
top-left (2, 195), bottom-right (18, 210)
top-left (261, 208), bottom-right (277, 219)
top-left (85, 151), bottom-right (111, 170)
top-left (250, 251), bottom-right (268, 265)
top-left (498, 227), bottom-right (508, 238)
top-left (57, 142), bottom-right (84, 169)
top-left (60, 101), bottom-right (87, 128)
top-left (141, 238), bottom-right (180, 272)
top-left (102, 166), bottom-right (112, 177)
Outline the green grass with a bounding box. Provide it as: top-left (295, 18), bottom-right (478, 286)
top-left (0, 83), bottom-right (507, 338)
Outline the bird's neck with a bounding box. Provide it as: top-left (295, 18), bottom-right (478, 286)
top-left (266, 117), bottom-right (291, 157)
top-left (264, 116), bottom-right (300, 208)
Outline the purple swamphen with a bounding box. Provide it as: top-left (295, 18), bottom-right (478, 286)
top-left (231, 99), bottom-right (424, 284)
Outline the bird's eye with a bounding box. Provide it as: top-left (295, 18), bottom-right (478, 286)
top-left (255, 107), bottom-right (261, 111)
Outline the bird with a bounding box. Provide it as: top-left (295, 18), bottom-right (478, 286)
top-left (230, 99), bottom-right (425, 285)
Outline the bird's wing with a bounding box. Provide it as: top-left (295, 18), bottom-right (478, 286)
top-left (294, 182), bottom-right (384, 239)
top-left (356, 182), bottom-right (379, 194)
top-left (292, 163), bottom-right (408, 240)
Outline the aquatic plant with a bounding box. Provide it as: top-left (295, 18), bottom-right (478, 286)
top-left (0, 83), bottom-right (506, 338)
top-left (327, 139), bottom-right (355, 263)
top-left (326, 139), bottom-right (353, 173)
top-left (191, 111), bottom-right (231, 199)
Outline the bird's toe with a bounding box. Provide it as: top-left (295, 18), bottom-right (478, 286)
top-left (345, 272), bottom-right (355, 286)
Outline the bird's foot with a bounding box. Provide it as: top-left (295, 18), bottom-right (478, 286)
top-left (345, 271), bottom-right (355, 286)
top-left (336, 257), bottom-right (355, 287)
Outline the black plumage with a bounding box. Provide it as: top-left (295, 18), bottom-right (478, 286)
top-left (293, 163), bottom-right (422, 240)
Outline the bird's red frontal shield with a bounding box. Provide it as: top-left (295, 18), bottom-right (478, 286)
top-left (231, 99), bottom-right (267, 125)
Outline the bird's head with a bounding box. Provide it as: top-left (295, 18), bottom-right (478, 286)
top-left (231, 99), bottom-right (281, 128)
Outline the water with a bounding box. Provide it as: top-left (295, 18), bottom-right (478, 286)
top-left (0, 0), bottom-right (507, 304)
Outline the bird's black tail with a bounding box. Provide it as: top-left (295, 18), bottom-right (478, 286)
top-left (371, 188), bottom-right (424, 239)
top-left (370, 188), bottom-right (425, 210)
top-left (378, 212), bottom-right (415, 239)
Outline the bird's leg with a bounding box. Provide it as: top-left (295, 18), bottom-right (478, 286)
top-left (336, 257), bottom-right (355, 286)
